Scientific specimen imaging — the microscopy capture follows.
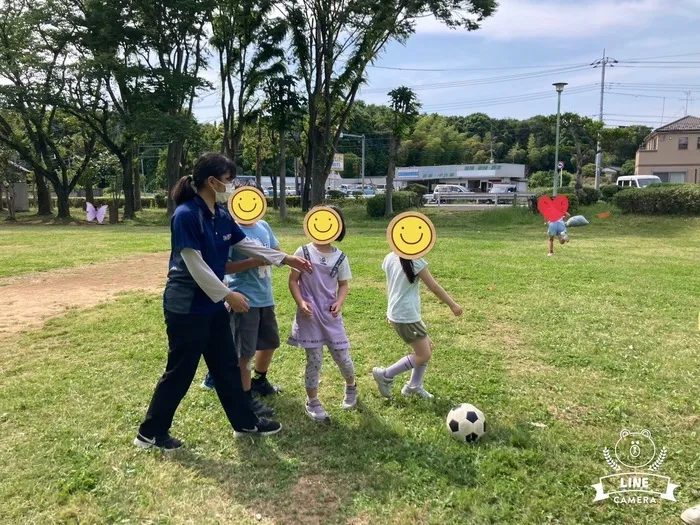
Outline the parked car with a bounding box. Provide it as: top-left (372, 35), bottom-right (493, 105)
top-left (424, 184), bottom-right (472, 204)
top-left (263, 186), bottom-right (274, 196)
top-left (616, 175), bottom-right (662, 188)
top-left (488, 184), bottom-right (516, 194)
top-left (374, 184), bottom-right (387, 194)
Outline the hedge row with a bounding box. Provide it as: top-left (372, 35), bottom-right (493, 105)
top-left (366, 191), bottom-right (420, 218)
top-left (600, 184), bottom-right (621, 202)
top-left (613, 185), bottom-right (700, 215)
top-left (55, 195), bottom-right (306, 210)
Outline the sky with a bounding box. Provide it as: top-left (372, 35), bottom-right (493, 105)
top-left (193, 0), bottom-right (700, 130)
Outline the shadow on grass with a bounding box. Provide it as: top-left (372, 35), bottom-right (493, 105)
top-left (173, 394), bottom-right (479, 524)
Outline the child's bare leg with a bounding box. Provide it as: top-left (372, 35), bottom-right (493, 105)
top-left (549, 237), bottom-right (554, 254)
top-left (239, 356), bottom-right (252, 391)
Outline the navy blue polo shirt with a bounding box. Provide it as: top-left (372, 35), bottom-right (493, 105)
top-left (163, 195), bottom-right (246, 315)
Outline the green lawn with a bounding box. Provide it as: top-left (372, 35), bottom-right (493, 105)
top-left (1, 206), bottom-right (699, 524)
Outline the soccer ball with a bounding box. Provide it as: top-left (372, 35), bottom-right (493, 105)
top-left (446, 403), bottom-right (486, 443)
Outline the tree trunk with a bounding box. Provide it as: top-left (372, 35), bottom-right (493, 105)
top-left (255, 119), bottom-right (263, 189)
top-left (279, 133), bottom-right (287, 219)
top-left (122, 149), bottom-right (135, 220)
top-left (0, 183), bottom-right (4, 211)
top-left (166, 140), bottom-right (184, 216)
top-left (54, 184), bottom-right (70, 219)
top-left (134, 156), bottom-right (142, 211)
top-left (385, 134), bottom-right (397, 218)
top-left (35, 173), bottom-right (52, 215)
top-left (85, 180), bottom-right (95, 205)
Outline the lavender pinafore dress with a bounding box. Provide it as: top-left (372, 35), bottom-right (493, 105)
top-left (288, 245), bottom-right (350, 350)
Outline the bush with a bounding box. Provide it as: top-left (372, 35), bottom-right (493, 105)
top-left (528, 189), bottom-right (579, 215)
top-left (405, 184), bottom-right (429, 198)
top-left (327, 190), bottom-right (346, 200)
top-left (575, 187), bottom-right (601, 206)
top-left (264, 196), bottom-right (302, 208)
top-left (154, 193), bottom-right (167, 208)
top-left (529, 170), bottom-right (573, 188)
top-left (600, 184), bottom-right (621, 202)
top-left (366, 191), bottom-right (419, 218)
top-left (613, 185), bottom-right (700, 215)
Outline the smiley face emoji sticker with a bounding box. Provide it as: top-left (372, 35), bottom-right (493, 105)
top-left (303, 206), bottom-right (342, 245)
top-left (228, 186), bottom-right (267, 225)
top-left (387, 211), bottom-right (437, 260)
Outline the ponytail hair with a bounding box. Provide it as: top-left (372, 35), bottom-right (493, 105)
top-left (326, 204), bottom-right (346, 242)
top-left (171, 152), bottom-right (237, 206)
top-left (172, 175), bottom-right (196, 206)
top-left (400, 257), bottom-right (416, 284)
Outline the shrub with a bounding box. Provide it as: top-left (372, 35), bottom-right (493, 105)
top-left (154, 193), bottom-right (167, 208)
top-left (265, 196), bottom-right (302, 208)
top-left (529, 170), bottom-right (573, 188)
top-left (600, 184), bottom-right (621, 202)
top-left (575, 187), bottom-right (601, 206)
top-left (327, 190), bottom-right (346, 200)
top-left (367, 191), bottom-right (419, 218)
top-left (613, 185), bottom-right (700, 215)
top-left (405, 183), bottom-right (429, 198)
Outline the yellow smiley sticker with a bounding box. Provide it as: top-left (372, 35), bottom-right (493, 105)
top-left (228, 186), bottom-right (267, 225)
top-left (387, 211), bottom-right (437, 260)
top-left (303, 206), bottom-right (342, 244)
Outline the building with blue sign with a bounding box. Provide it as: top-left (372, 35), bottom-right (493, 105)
top-left (396, 163), bottom-right (527, 192)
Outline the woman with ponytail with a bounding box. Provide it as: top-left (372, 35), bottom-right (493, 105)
top-left (372, 252), bottom-right (462, 400)
top-left (134, 152), bottom-right (312, 450)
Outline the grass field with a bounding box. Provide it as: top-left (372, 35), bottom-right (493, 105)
top-left (1, 205), bottom-right (699, 524)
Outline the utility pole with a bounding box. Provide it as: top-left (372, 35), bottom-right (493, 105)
top-left (684, 91), bottom-right (691, 115)
top-left (592, 50), bottom-right (617, 189)
top-left (340, 132), bottom-right (365, 188)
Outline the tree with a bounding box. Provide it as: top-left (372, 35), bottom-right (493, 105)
top-left (0, 0), bottom-right (97, 218)
top-left (619, 159), bottom-right (636, 177)
top-left (559, 113), bottom-right (603, 190)
top-left (506, 142), bottom-right (527, 164)
top-left (211, 0), bottom-right (287, 170)
top-left (265, 73), bottom-right (304, 219)
top-left (385, 87), bottom-right (420, 217)
top-left (283, 0), bottom-right (496, 209)
top-left (529, 170), bottom-right (572, 189)
top-left (0, 144), bottom-right (22, 220)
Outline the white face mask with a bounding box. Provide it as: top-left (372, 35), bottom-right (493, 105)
top-left (212, 179), bottom-right (234, 203)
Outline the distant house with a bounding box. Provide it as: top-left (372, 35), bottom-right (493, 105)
top-left (635, 116), bottom-right (700, 184)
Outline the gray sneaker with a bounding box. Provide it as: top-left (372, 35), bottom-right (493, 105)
top-left (305, 398), bottom-right (330, 422)
top-left (401, 383), bottom-right (434, 399)
top-left (372, 367), bottom-right (394, 398)
top-left (682, 505), bottom-right (700, 525)
top-left (342, 384), bottom-right (357, 409)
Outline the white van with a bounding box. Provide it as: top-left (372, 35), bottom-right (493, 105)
top-left (616, 175), bottom-right (662, 189)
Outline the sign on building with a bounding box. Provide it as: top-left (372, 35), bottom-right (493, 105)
top-left (332, 153), bottom-right (344, 171)
top-left (396, 163), bottom-right (525, 180)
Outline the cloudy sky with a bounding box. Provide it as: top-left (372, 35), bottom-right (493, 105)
top-left (194, 0), bottom-right (700, 128)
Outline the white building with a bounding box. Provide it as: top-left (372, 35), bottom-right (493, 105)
top-left (396, 163), bottom-right (528, 192)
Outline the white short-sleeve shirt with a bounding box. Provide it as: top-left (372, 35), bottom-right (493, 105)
top-left (382, 252), bottom-right (428, 324)
top-left (293, 244), bottom-right (352, 281)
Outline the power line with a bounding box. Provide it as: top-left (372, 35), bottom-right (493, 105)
top-left (367, 62), bottom-right (590, 72)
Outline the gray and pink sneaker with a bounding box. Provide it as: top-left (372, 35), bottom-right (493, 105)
top-left (342, 384), bottom-right (358, 409)
top-left (305, 398), bottom-right (330, 422)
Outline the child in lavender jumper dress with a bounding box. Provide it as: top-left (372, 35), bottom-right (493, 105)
top-left (288, 207), bottom-right (357, 421)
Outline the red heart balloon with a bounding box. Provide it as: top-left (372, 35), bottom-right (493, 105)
top-left (537, 195), bottom-right (569, 223)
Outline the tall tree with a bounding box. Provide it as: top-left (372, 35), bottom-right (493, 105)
top-left (211, 0), bottom-right (286, 168)
top-left (0, 0), bottom-right (97, 218)
top-left (265, 74), bottom-right (304, 219)
top-left (283, 0), bottom-right (496, 209)
top-left (559, 113), bottom-right (603, 189)
top-left (385, 87), bottom-right (420, 217)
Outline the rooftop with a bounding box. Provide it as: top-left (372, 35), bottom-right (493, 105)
top-left (655, 115), bottom-right (700, 133)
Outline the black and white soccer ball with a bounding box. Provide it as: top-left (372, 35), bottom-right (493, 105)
top-left (446, 403), bottom-right (486, 443)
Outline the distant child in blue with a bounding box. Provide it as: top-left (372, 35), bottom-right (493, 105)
top-left (202, 219), bottom-right (283, 419)
top-left (547, 212), bottom-right (571, 256)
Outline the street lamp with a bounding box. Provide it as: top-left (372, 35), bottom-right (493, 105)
top-left (552, 82), bottom-right (567, 197)
top-left (340, 132), bottom-right (365, 188)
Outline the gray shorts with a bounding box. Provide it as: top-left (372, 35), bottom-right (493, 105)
top-left (391, 321), bottom-right (429, 344)
top-left (231, 306), bottom-right (281, 359)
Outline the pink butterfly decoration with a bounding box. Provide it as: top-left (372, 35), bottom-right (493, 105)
top-left (86, 202), bottom-right (108, 224)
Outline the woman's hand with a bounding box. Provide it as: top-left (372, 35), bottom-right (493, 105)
top-left (299, 300), bottom-right (313, 318)
top-left (450, 303), bottom-right (463, 317)
top-left (225, 291), bottom-right (249, 313)
top-left (285, 255), bottom-right (312, 274)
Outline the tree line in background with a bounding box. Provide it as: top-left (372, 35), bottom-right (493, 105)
top-left (0, 0), bottom-right (647, 221)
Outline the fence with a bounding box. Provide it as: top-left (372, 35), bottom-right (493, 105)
top-left (426, 192), bottom-right (536, 207)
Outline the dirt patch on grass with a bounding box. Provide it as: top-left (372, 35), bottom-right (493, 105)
top-left (0, 252), bottom-right (168, 340)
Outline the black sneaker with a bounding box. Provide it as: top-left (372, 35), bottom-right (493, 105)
top-left (234, 418), bottom-right (282, 438)
top-left (133, 432), bottom-right (183, 451)
top-left (249, 396), bottom-right (275, 418)
top-left (251, 377), bottom-right (281, 397)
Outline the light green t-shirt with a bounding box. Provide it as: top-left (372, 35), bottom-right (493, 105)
top-left (382, 253), bottom-right (428, 324)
